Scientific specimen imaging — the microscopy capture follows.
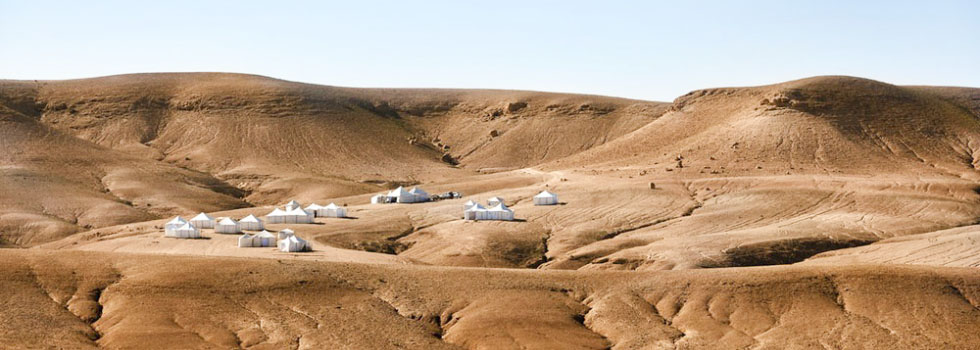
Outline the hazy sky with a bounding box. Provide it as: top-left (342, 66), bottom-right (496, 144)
top-left (1, 0), bottom-right (977, 101)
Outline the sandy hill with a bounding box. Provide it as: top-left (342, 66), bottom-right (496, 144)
top-left (0, 73), bottom-right (665, 245)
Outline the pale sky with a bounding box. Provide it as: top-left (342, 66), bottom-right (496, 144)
top-left (1, 0), bottom-right (977, 101)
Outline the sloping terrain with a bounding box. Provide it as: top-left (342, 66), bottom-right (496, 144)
top-left (0, 73), bottom-right (665, 245)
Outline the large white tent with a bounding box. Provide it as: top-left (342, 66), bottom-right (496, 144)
top-left (487, 203), bottom-right (515, 221)
top-left (285, 200), bottom-right (302, 211)
top-left (305, 203), bottom-right (324, 217)
top-left (238, 233), bottom-right (255, 247)
top-left (266, 208), bottom-right (287, 224)
top-left (487, 196), bottom-right (505, 207)
top-left (377, 186), bottom-right (430, 204)
top-left (319, 203), bottom-right (347, 218)
top-left (278, 228), bottom-right (295, 240)
top-left (164, 216), bottom-right (187, 236)
top-left (253, 230), bottom-right (276, 247)
top-left (215, 217), bottom-right (241, 234)
top-left (190, 212), bottom-right (215, 229)
top-left (278, 235), bottom-right (311, 252)
top-left (172, 222), bottom-right (201, 238)
top-left (533, 190), bottom-right (559, 205)
top-left (239, 214), bottom-right (264, 231)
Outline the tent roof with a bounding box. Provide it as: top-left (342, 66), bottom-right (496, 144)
top-left (178, 222), bottom-right (196, 230)
top-left (409, 187), bottom-right (428, 194)
top-left (325, 203), bottom-right (340, 209)
top-left (286, 200), bottom-right (301, 206)
top-left (489, 203), bottom-right (512, 212)
top-left (388, 186), bottom-right (412, 197)
top-left (534, 190), bottom-right (557, 198)
top-left (218, 217), bottom-right (237, 225)
top-left (191, 212), bottom-right (214, 221)
top-left (464, 200), bottom-right (477, 205)
top-left (465, 203), bottom-right (487, 211)
top-left (255, 230), bottom-right (276, 238)
top-left (267, 208), bottom-right (286, 216)
top-left (240, 214), bottom-right (261, 222)
top-left (305, 203), bottom-right (323, 210)
top-left (280, 228), bottom-right (295, 234)
top-left (240, 233), bottom-right (255, 238)
top-left (488, 196), bottom-right (504, 201)
top-left (167, 216), bottom-right (187, 225)
top-left (287, 207), bottom-right (310, 215)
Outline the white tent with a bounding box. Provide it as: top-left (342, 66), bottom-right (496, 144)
top-left (266, 208), bottom-right (288, 224)
top-left (284, 207), bottom-right (314, 224)
top-left (533, 190), bottom-right (559, 205)
top-left (278, 228), bottom-right (295, 240)
top-left (173, 222), bottom-right (201, 238)
top-left (464, 203), bottom-right (487, 220)
top-left (164, 216), bottom-right (187, 237)
top-left (215, 217), bottom-right (241, 234)
top-left (319, 203), bottom-right (347, 218)
top-left (487, 203), bottom-right (515, 221)
top-left (285, 200), bottom-right (302, 211)
top-left (238, 233), bottom-right (254, 247)
top-left (463, 200), bottom-right (477, 210)
top-left (408, 187), bottom-right (430, 202)
top-left (487, 196), bottom-right (505, 207)
top-left (278, 235), bottom-right (311, 252)
top-left (253, 230), bottom-right (276, 247)
top-left (370, 194), bottom-right (387, 204)
top-left (239, 214), bottom-right (264, 231)
top-left (305, 203), bottom-right (324, 217)
top-left (190, 212), bottom-right (215, 229)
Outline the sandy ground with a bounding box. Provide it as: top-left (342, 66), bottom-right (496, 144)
top-left (3, 73), bottom-right (980, 349)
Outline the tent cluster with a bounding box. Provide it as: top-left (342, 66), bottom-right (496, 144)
top-left (463, 197), bottom-right (515, 221)
top-left (533, 190), bottom-right (559, 205)
top-left (267, 201), bottom-right (314, 224)
top-left (165, 212), bottom-right (270, 239)
top-left (238, 228), bottom-right (310, 252)
top-left (304, 202), bottom-right (347, 218)
top-left (371, 186), bottom-right (430, 204)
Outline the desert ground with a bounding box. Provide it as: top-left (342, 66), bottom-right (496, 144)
top-left (2, 73), bottom-right (979, 349)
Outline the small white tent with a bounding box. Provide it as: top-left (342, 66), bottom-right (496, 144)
top-left (285, 207), bottom-right (314, 224)
top-left (190, 212), bottom-right (215, 229)
top-left (253, 230), bottom-right (276, 247)
top-left (320, 203), bottom-right (347, 218)
top-left (173, 222), bottom-right (201, 238)
top-left (487, 196), bottom-right (505, 207)
top-left (533, 191), bottom-right (559, 205)
top-left (487, 203), bottom-right (515, 221)
top-left (285, 200), bottom-right (302, 211)
top-left (215, 217), bottom-right (241, 234)
top-left (164, 216), bottom-right (187, 237)
top-left (239, 214), bottom-right (264, 231)
top-left (305, 203), bottom-right (324, 217)
top-left (408, 187), bottom-right (430, 202)
top-left (278, 228), bottom-right (295, 240)
top-left (463, 200), bottom-right (477, 210)
top-left (278, 235), bottom-right (311, 252)
top-left (266, 208), bottom-right (288, 224)
top-left (238, 233), bottom-right (254, 247)
top-left (464, 203), bottom-right (487, 220)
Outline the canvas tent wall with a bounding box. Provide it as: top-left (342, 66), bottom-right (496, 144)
top-left (253, 230), bottom-right (276, 247)
top-left (190, 213), bottom-right (215, 229)
top-left (238, 234), bottom-right (255, 247)
top-left (408, 187), bottom-right (430, 202)
top-left (164, 216), bottom-right (187, 237)
top-left (487, 197), bottom-right (505, 207)
top-left (319, 203), bottom-right (347, 218)
top-left (173, 222), bottom-right (201, 238)
top-left (533, 191), bottom-right (559, 205)
top-left (278, 235), bottom-right (311, 252)
top-left (215, 217), bottom-right (241, 234)
top-left (239, 214), bottom-right (264, 230)
top-left (464, 203), bottom-right (487, 220)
